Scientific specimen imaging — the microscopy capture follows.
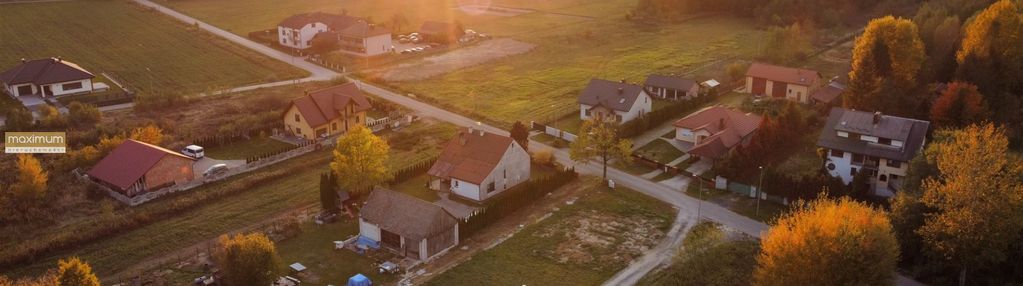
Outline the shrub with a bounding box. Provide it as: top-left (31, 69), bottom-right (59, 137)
top-left (532, 149), bottom-right (555, 166)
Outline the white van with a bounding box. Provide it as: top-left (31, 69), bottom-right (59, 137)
top-left (181, 145), bottom-right (204, 159)
top-left (203, 163), bottom-right (228, 177)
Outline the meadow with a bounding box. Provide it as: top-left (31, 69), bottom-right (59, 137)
top-left (0, 1), bottom-right (306, 97)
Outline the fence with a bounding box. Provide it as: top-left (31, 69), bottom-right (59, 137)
top-left (246, 139), bottom-right (318, 164)
top-left (530, 121), bottom-right (577, 142)
top-left (56, 91), bottom-right (136, 107)
top-left (367, 113), bottom-right (414, 133)
top-left (713, 176), bottom-right (790, 205)
top-left (458, 167), bottom-right (579, 238)
top-left (193, 122), bottom-right (283, 148)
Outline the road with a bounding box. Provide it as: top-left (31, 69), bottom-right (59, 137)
top-left (135, 1), bottom-right (924, 284)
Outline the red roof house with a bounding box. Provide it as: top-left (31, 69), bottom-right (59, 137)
top-left (743, 62), bottom-right (823, 103)
top-left (282, 83), bottom-right (372, 140)
top-left (87, 139), bottom-right (196, 198)
top-left (427, 128), bottom-right (530, 202)
top-left (673, 106), bottom-right (762, 160)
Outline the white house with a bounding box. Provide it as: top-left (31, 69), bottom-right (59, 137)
top-left (427, 127), bottom-right (531, 202)
top-left (0, 58), bottom-right (95, 98)
top-left (277, 12), bottom-right (392, 57)
top-left (577, 79), bottom-right (653, 123)
top-left (743, 62), bottom-right (823, 104)
top-left (817, 108), bottom-right (930, 197)
top-left (644, 74), bottom-right (699, 101)
top-left (358, 188), bottom-right (459, 261)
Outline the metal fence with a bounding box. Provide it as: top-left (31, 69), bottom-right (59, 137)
top-left (714, 176), bottom-right (790, 205)
top-left (530, 121), bottom-right (577, 142)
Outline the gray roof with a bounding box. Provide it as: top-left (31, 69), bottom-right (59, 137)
top-left (817, 108), bottom-right (930, 162)
top-left (360, 188), bottom-right (457, 242)
top-left (644, 74), bottom-right (696, 91)
top-left (578, 79), bottom-right (646, 112)
top-left (0, 58), bottom-right (94, 85)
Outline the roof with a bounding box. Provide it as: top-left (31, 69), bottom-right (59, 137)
top-left (287, 83), bottom-right (373, 128)
top-left (817, 108), bottom-right (930, 161)
top-left (675, 106), bottom-right (762, 159)
top-left (745, 62), bottom-right (821, 87)
top-left (87, 139), bottom-right (195, 191)
top-left (340, 22), bottom-right (391, 38)
top-left (428, 129), bottom-right (515, 185)
top-left (811, 82), bottom-right (845, 104)
top-left (701, 79), bottom-right (720, 88)
top-left (279, 12), bottom-right (361, 31)
top-left (578, 79), bottom-right (647, 112)
top-left (419, 21), bottom-right (461, 35)
top-left (360, 188), bottom-right (457, 242)
top-left (0, 58), bottom-right (94, 86)
top-left (644, 74), bottom-right (697, 91)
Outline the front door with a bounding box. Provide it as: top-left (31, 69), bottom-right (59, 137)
top-left (41, 85), bottom-right (52, 97)
top-left (16, 85), bottom-right (32, 96)
top-left (381, 229), bottom-right (401, 251)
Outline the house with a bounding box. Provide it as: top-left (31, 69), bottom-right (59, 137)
top-left (817, 108), bottom-right (930, 197)
top-left (810, 81), bottom-right (845, 107)
top-left (742, 62), bottom-right (823, 103)
top-left (0, 58), bottom-right (96, 98)
top-left (282, 83), bottom-right (372, 140)
top-left (644, 74), bottom-right (698, 101)
top-left (358, 188), bottom-right (459, 261)
top-left (674, 106), bottom-right (762, 161)
top-left (578, 79), bottom-right (653, 123)
top-left (419, 21), bottom-right (465, 43)
top-left (277, 12), bottom-right (392, 56)
top-left (427, 127), bottom-right (530, 202)
top-left (87, 139), bottom-right (196, 198)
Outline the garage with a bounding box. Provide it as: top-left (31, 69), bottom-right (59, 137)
top-left (751, 77), bottom-right (766, 95)
top-left (772, 81), bottom-right (787, 98)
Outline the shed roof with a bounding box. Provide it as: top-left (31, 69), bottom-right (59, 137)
top-left (427, 129), bottom-right (515, 185)
top-left (287, 83), bottom-right (372, 128)
top-left (745, 62), bottom-right (821, 87)
top-left (360, 188), bottom-right (457, 242)
top-left (811, 82), bottom-right (845, 104)
top-left (578, 79), bottom-right (647, 112)
top-left (644, 74), bottom-right (697, 91)
top-left (87, 139), bottom-right (195, 191)
top-left (0, 58), bottom-right (94, 86)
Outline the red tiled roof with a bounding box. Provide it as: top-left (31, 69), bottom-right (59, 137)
top-left (675, 106), bottom-right (762, 159)
top-left (428, 130), bottom-right (514, 185)
top-left (87, 140), bottom-right (194, 191)
top-left (0, 58), bottom-right (94, 85)
top-left (746, 62), bottom-right (821, 87)
top-left (287, 83), bottom-right (372, 128)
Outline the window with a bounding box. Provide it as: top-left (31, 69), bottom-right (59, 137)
top-left (879, 137), bottom-right (892, 145)
top-left (453, 180), bottom-right (459, 187)
top-left (332, 122), bottom-right (338, 131)
top-left (503, 169), bottom-right (506, 179)
top-left (830, 149), bottom-right (843, 158)
top-left (294, 114), bottom-right (301, 123)
top-left (887, 160), bottom-right (902, 168)
top-left (851, 167), bottom-right (858, 176)
top-left (879, 175), bottom-right (888, 182)
top-left (852, 154), bottom-right (864, 164)
top-left (62, 82), bottom-right (83, 90)
top-left (488, 182), bottom-right (496, 192)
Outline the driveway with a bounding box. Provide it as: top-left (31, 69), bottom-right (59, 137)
top-left (193, 157), bottom-right (245, 178)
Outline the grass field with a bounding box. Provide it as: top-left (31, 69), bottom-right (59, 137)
top-left (275, 221), bottom-right (398, 286)
top-left (636, 139), bottom-right (684, 164)
top-left (0, 1), bottom-right (306, 97)
top-left (204, 137), bottom-right (296, 160)
top-left (425, 183), bottom-right (675, 285)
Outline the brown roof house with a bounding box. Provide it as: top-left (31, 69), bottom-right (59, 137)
top-left (644, 74), bottom-right (699, 101)
top-left (277, 12), bottom-right (392, 56)
top-left (282, 83), bottom-right (372, 140)
top-left (742, 62), bottom-right (823, 103)
top-left (419, 21), bottom-right (465, 43)
top-left (427, 127), bottom-right (530, 202)
top-left (1, 58), bottom-right (96, 98)
top-left (810, 80), bottom-right (846, 107)
top-left (578, 79), bottom-right (653, 124)
top-left (673, 106), bottom-right (762, 160)
top-left (358, 188), bottom-right (459, 261)
top-left (87, 139), bottom-right (196, 199)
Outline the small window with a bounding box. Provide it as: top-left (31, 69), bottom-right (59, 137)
top-left (294, 114), bottom-right (300, 122)
top-left (879, 138), bottom-right (892, 145)
top-left (453, 180), bottom-right (459, 187)
top-left (852, 154), bottom-right (864, 164)
top-left (488, 182), bottom-right (496, 192)
top-left (62, 82), bottom-right (83, 90)
top-left (879, 175), bottom-right (888, 182)
top-left (503, 169), bottom-right (506, 179)
top-left (830, 149), bottom-right (843, 158)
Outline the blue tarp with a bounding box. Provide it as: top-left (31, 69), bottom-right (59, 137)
top-left (347, 274), bottom-right (372, 286)
top-left (356, 235), bottom-right (380, 249)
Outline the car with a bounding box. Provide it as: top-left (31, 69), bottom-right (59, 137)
top-left (401, 49), bottom-right (413, 54)
top-left (478, 33), bottom-right (490, 39)
top-left (181, 145), bottom-right (204, 159)
top-left (203, 163), bottom-right (228, 177)
top-left (315, 212), bottom-right (338, 224)
top-left (409, 32), bottom-right (419, 37)
top-left (398, 38), bottom-right (410, 43)
top-left (413, 47), bottom-right (425, 52)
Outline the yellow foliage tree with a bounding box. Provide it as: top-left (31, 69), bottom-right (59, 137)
top-left (570, 119), bottom-right (632, 180)
top-left (846, 16), bottom-right (926, 117)
top-left (918, 124), bottom-right (1023, 286)
top-left (11, 154), bottom-right (48, 203)
top-left (754, 196), bottom-right (898, 286)
top-left (330, 125), bottom-right (392, 195)
top-left (213, 233), bottom-right (281, 286)
top-left (129, 124), bottom-right (163, 145)
top-left (57, 257), bottom-right (100, 286)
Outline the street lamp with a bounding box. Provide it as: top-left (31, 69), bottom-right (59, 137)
top-left (697, 176), bottom-right (704, 219)
top-left (756, 165), bottom-right (764, 217)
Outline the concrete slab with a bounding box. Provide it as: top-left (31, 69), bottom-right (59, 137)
top-left (193, 157), bottom-right (245, 178)
top-left (659, 175), bottom-right (691, 190)
top-left (685, 160), bottom-right (713, 176)
top-left (640, 169), bottom-right (663, 179)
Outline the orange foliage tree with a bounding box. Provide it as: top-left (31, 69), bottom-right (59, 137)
top-left (929, 81), bottom-right (988, 128)
top-left (846, 16), bottom-right (926, 117)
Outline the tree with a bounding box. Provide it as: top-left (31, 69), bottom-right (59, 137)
top-left (917, 124), bottom-right (1023, 286)
top-left (10, 154), bottom-right (48, 204)
top-left (929, 81), bottom-right (988, 128)
top-left (726, 62), bottom-right (749, 84)
top-left (759, 23), bottom-right (812, 64)
top-left (67, 102), bottom-right (101, 127)
top-left (569, 119), bottom-right (632, 180)
top-left (96, 134), bottom-right (126, 156)
top-left (914, 3), bottom-right (962, 82)
top-left (37, 105), bottom-right (67, 130)
top-left (754, 196), bottom-right (898, 286)
top-left (330, 125), bottom-right (392, 195)
top-left (955, 0), bottom-right (1023, 127)
top-left (389, 13), bottom-right (410, 33)
top-left (129, 124), bottom-right (163, 145)
top-left (510, 121), bottom-right (529, 152)
top-left (57, 257), bottom-right (99, 286)
top-left (846, 16), bottom-right (926, 117)
top-left (3, 108), bottom-right (33, 131)
top-left (213, 233), bottom-right (281, 286)
top-left (319, 173), bottom-right (338, 213)
top-left (308, 35), bottom-right (339, 55)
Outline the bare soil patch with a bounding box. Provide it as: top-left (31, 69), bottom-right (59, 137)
top-left (535, 209), bottom-right (666, 270)
top-left (372, 38), bottom-right (537, 82)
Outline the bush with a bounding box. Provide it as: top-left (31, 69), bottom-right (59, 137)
top-left (37, 105), bottom-right (67, 130)
top-left (68, 102), bottom-right (102, 127)
top-left (3, 108), bottom-right (34, 131)
top-left (532, 149), bottom-right (555, 166)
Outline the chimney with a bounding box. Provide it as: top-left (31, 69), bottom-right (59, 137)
top-left (476, 122), bottom-right (484, 136)
top-left (872, 111), bottom-right (882, 125)
top-left (20, 58), bottom-right (26, 63)
top-left (718, 118), bottom-right (726, 129)
top-left (617, 87), bottom-right (624, 95)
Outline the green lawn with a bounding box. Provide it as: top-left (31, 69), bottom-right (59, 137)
top-left (550, 112), bottom-right (584, 135)
top-left (686, 183), bottom-right (788, 223)
top-left (205, 137), bottom-right (296, 160)
top-left (636, 139), bottom-right (684, 164)
top-left (388, 174), bottom-right (439, 202)
top-left (275, 221), bottom-right (398, 286)
top-left (0, 1), bottom-right (306, 97)
top-left (425, 184), bottom-right (675, 286)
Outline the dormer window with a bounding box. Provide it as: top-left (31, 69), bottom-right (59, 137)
top-left (879, 138), bottom-right (892, 145)
top-left (892, 140), bottom-right (904, 147)
top-left (837, 131), bottom-right (849, 138)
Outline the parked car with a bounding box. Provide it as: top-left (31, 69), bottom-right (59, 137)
top-left (181, 145), bottom-right (204, 159)
top-left (409, 32), bottom-right (419, 37)
top-left (398, 38), bottom-right (410, 43)
top-left (413, 47), bottom-right (425, 52)
top-left (203, 163), bottom-right (228, 177)
top-left (478, 33), bottom-right (491, 39)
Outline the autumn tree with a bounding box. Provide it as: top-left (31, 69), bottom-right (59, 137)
top-left (389, 13), bottom-right (410, 33)
top-left (130, 124), bottom-right (163, 145)
top-left (510, 121), bottom-right (529, 152)
top-left (10, 154), bottom-right (48, 203)
top-left (330, 125), bottom-right (392, 195)
top-left (754, 196), bottom-right (898, 286)
top-left (929, 81), bottom-right (988, 128)
top-left (918, 124), bottom-right (1023, 286)
top-left (57, 257), bottom-right (100, 286)
top-left (846, 16), bottom-right (926, 117)
top-left (569, 119), bottom-right (632, 180)
top-left (67, 102), bottom-right (101, 127)
top-left (37, 105), bottom-right (67, 130)
top-left (760, 23), bottom-right (813, 64)
top-left (726, 62), bottom-right (749, 84)
top-left (955, 0), bottom-right (1023, 128)
top-left (213, 233), bottom-right (281, 286)
top-left (913, 3), bottom-right (962, 82)
top-left (3, 108), bottom-right (33, 132)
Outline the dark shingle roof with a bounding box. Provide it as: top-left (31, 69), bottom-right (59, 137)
top-left (87, 140), bottom-right (195, 191)
top-left (817, 108), bottom-right (930, 162)
top-left (0, 58), bottom-right (94, 85)
top-left (578, 79), bottom-right (647, 112)
top-left (811, 82), bottom-right (845, 104)
top-left (287, 83), bottom-right (372, 128)
top-left (644, 74), bottom-right (697, 91)
top-left (360, 188), bottom-right (457, 242)
top-left (428, 129), bottom-right (514, 185)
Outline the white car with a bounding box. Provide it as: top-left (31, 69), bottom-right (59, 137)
top-left (181, 145), bottom-right (204, 159)
top-left (203, 163), bottom-right (228, 177)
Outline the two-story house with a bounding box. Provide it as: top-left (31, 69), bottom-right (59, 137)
top-left (817, 108), bottom-right (930, 197)
top-left (282, 83), bottom-right (373, 140)
top-left (427, 127), bottom-right (531, 202)
top-left (1, 58), bottom-right (96, 98)
top-left (277, 12), bottom-right (392, 56)
top-left (578, 79), bottom-right (653, 123)
top-left (644, 74), bottom-right (698, 101)
top-left (743, 62), bottom-right (823, 103)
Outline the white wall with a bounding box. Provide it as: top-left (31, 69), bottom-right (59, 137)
top-left (359, 218), bottom-right (381, 241)
top-left (363, 34), bottom-right (393, 56)
top-left (45, 79), bottom-right (93, 97)
top-left (450, 178), bottom-right (481, 201)
top-left (618, 91), bottom-right (652, 123)
top-left (449, 141), bottom-right (531, 202)
top-left (278, 23), bottom-right (327, 49)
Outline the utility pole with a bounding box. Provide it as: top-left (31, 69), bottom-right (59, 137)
top-left (756, 165), bottom-right (764, 217)
top-left (697, 176), bottom-right (703, 219)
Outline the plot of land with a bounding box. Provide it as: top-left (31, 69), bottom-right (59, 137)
top-left (0, 1), bottom-right (306, 97)
top-left (274, 221), bottom-right (398, 286)
top-left (204, 137), bottom-right (296, 160)
top-left (373, 38), bottom-right (537, 82)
